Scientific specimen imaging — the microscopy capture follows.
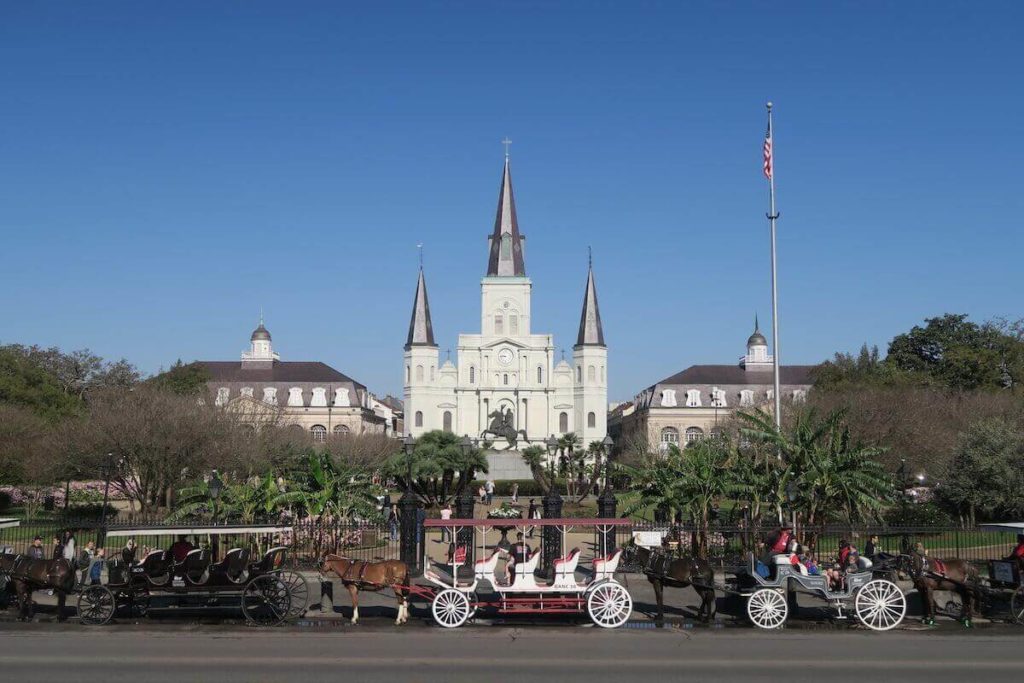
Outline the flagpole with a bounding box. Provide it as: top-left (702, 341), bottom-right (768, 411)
top-left (766, 101), bottom-right (782, 434)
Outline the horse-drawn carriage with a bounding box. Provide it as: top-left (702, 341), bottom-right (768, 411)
top-left (77, 523), bottom-right (309, 626)
top-left (978, 523), bottom-right (1024, 624)
top-left (413, 518), bottom-right (634, 628)
top-left (731, 551), bottom-right (908, 631)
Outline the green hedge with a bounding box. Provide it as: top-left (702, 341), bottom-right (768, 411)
top-left (469, 479), bottom-right (565, 498)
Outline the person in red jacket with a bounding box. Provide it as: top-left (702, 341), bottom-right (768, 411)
top-left (1007, 534), bottom-right (1024, 564)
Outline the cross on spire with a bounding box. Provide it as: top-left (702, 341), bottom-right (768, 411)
top-left (502, 137), bottom-right (512, 159)
top-left (417, 243), bottom-right (424, 268)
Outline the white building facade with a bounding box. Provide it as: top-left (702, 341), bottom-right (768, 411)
top-left (403, 157), bottom-right (608, 446)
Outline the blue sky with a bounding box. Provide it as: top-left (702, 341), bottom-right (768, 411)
top-left (1, 2), bottom-right (1021, 401)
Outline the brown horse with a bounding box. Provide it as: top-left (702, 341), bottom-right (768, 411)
top-left (0, 553), bottom-right (76, 621)
top-left (627, 543), bottom-right (716, 626)
top-left (900, 553), bottom-right (979, 627)
top-left (320, 554), bottom-right (411, 625)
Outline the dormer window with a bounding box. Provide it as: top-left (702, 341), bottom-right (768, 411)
top-left (792, 389), bottom-right (807, 404)
top-left (310, 387), bottom-right (328, 407)
top-left (661, 390), bottom-right (677, 407)
top-left (711, 388), bottom-right (727, 407)
top-left (240, 387), bottom-right (254, 399)
top-left (287, 387), bottom-right (304, 407)
top-left (215, 387), bottom-right (230, 406)
top-left (685, 390), bottom-right (702, 407)
top-left (262, 387), bottom-right (277, 405)
top-left (740, 389), bottom-right (754, 407)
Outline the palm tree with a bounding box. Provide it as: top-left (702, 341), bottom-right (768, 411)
top-left (520, 445), bottom-right (554, 494)
top-left (620, 439), bottom-right (736, 557)
top-left (736, 407), bottom-right (893, 548)
top-left (382, 430), bottom-right (487, 506)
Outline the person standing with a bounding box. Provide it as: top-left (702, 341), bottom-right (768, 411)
top-left (89, 549), bottom-right (106, 585)
top-left (485, 480), bottom-right (495, 505)
top-left (387, 505), bottom-right (400, 542)
top-left (511, 483), bottom-right (519, 504)
top-left (440, 502), bottom-right (453, 542)
top-left (28, 536), bottom-right (45, 560)
top-left (121, 539), bottom-right (137, 565)
top-left (51, 535), bottom-right (63, 560)
top-left (864, 534), bottom-right (879, 558)
top-left (526, 499), bottom-right (539, 538)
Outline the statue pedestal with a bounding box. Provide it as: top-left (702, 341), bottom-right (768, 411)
top-left (483, 449), bottom-right (534, 480)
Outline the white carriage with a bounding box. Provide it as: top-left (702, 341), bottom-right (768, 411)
top-left (418, 518), bottom-right (634, 629)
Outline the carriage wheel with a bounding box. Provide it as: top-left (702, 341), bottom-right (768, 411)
top-left (587, 581), bottom-right (633, 628)
top-left (432, 588), bottom-right (471, 628)
top-left (854, 579), bottom-right (907, 631)
top-left (78, 585), bottom-right (116, 626)
top-left (276, 571), bottom-right (309, 620)
top-left (124, 589), bottom-right (150, 619)
top-left (242, 575), bottom-right (291, 626)
top-left (1010, 586), bottom-right (1024, 625)
top-left (747, 588), bottom-right (788, 629)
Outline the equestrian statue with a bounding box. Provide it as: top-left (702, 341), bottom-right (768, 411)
top-left (480, 407), bottom-right (529, 450)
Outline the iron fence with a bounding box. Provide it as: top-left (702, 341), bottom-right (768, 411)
top-left (0, 516), bottom-right (400, 568)
top-left (617, 522), bottom-right (1021, 567)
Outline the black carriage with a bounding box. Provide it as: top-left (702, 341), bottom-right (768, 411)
top-left (77, 524), bottom-right (309, 626)
top-left (973, 523), bottom-right (1024, 624)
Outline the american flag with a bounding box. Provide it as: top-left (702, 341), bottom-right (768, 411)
top-left (762, 121), bottom-right (773, 180)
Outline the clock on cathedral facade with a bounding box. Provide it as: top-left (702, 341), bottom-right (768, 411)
top-left (403, 156), bottom-right (608, 447)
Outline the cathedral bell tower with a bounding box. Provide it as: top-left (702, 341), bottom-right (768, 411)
top-left (403, 266), bottom-right (439, 436)
top-left (481, 155), bottom-right (532, 338)
top-left (572, 254), bottom-right (607, 443)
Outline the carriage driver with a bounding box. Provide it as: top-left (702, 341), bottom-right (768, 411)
top-left (761, 525), bottom-right (795, 565)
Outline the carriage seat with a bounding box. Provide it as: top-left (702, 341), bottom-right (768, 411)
top-left (513, 549), bottom-right (542, 578)
top-left (450, 545), bottom-right (468, 569)
top-left (553, 548), bottom-right (582, 588)
top-left (209, 547), bottom-right (250, 584)
top-left (592, 548), bottom-right (622, 580)
top-left (250, 546), bottom-right (288, 575)
top-left (474, 549), bottom-right (502, 581)
top-left (177, 548), bottom-right (212, 585)
top-left (137, 549), bottom-right (173, 584)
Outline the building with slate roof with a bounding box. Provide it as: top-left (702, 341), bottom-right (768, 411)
top-left (609, 318), bottom-right (813, 452)
top-left (403, 155), bottom-right (608, 446)
top-left (198, 318), bottom-right (387, 439)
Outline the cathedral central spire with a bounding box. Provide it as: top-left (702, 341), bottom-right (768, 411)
top-left (486, 156), bottom-right (526, 277)
top-left (576, 256), bottom-right (605, 347)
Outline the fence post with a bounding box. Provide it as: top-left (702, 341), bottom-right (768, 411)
top-left (455, 488), bottom-right (476, 566)
top-left (541, 489), bottom-right (563, 575)
top-left (398, 490), bottom-right (419, 574)
top-left (596, 483), bottom-right (617, 558)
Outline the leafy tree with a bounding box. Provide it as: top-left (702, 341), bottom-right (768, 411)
top-left (0, 347), bottom-right (82, 419)
top-left (149, 360), bottom-right (211, 396)
top-left (939, 418), bottom-right (1024, 524)
top-left (167, 471), bottom-right (285, 523)
top-left (382, 430), bottom-right (487, 506)
top-left (273, 452), bottom-right (381, 523)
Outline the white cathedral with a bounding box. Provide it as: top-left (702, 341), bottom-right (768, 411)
top-left (403, 156), bottom-right (608, 447)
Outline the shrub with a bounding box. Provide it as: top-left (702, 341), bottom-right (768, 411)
top-left (884, 502), bottom-right (954, 527)
top-left (0, 490), bottom-right (11, 512)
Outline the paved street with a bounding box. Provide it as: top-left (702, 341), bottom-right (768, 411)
top-left (0, 624), bottom-right (1019, 682)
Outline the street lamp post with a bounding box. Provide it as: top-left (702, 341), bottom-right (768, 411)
top-left (541, 435), bottom-right (563, 575)
top-left (596, 435), bottom-right (617, 556)
top-left (208, 469), bottom-right (223, 523)
top-left (455, 436), bottom-right (477, 565)
top-left (399, 435), bottom-right (420, 572)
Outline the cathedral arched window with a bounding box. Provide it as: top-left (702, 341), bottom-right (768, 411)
top-left (587, 412), bottom-right (596, 428)
top-left (469, 366), bottom-right (476, 384)
top-left (509, 315), bottom-right (519, 335)
top-left (333, 425), bottom-right (350, 435)
top-left (536, 366), bottom-right (543, 384)
top-left (414, 411), bottom-right (423, 427)
top-left (576, 366), bottom-right (582, 382)
top-left (494, 314), bottom-right (503, 335)
top-left (311, 425), bottom-right (327, 443)
top-left (587, 365), bottom-right (596, 382)
top-left (430, 366), bottom-right (435, 382)
top-left (406, 365), bottom-right (410, 383)
top-left (601, 366), bottom-right (605, 382)
top-left (442, 411), bottom-right (452, 432)
top-left (415, 365), bottom-right (424, 382)
top-left (559, 412), bottom-right (568, 433)
top-left (503, 373), bottom-right (509, 386)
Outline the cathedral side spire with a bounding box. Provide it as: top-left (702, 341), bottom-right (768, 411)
top-left (575, 256), bottom-right (605, 347)
top-left (486, 156), bottom-right (526, 277)
top-left (405, 267), bottom-right (437, 350)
